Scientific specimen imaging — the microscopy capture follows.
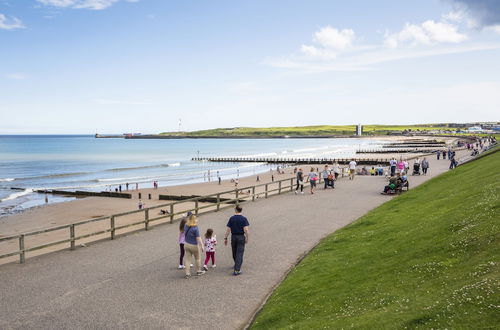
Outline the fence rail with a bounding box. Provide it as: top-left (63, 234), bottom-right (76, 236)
top-left (0, 176), bottom-right (303, 264)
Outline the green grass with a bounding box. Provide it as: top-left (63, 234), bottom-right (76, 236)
top-left (252, 150), bottom-right (499, 329)
top-left (160, 124), bottom-right (459, 137)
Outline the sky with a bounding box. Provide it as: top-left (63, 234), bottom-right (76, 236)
top-left (0, 0), bottom-right (499, 134)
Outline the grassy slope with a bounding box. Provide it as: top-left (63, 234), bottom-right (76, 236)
top-left (160, 125), bottom-right (457, 136)
top-left (252, 150), bottom-right (499, 329)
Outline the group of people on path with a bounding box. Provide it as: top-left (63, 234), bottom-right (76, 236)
top-left (177, 206), bottom-right (250, 278)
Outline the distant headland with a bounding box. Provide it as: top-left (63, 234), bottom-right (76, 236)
top-left (95, 123), bottom-right (499, 139)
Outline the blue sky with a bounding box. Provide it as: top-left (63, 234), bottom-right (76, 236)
top-left (1, 0), bottom-right (499, 134)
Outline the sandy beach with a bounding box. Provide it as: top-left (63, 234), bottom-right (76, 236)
top-left (0, 135), bottom-right (459, 264)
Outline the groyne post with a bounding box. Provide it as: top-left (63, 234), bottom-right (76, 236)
top-left (252, 187), bottom-right (256, 201)
top-left (195, 201), bottom-right (199, 215)
top-left (235, 189), bottom-right (239, 206)
top-left (110, 216), bottom-right (116, 240)
top-left (265, 184), bottom-right (268, 198)
top-left (70, 225), bottom-right (75, 250)
top-left (216, 194), bottom-right (221, 211)
top-left (145, 209), bottom-right (149, 230)
top-left (19, 235), bottom-right (25, 264)
top-left (278, 181), bottom-right (282, 194)
top-left (169, 205), bottom-right (174, 223)
top-left (290, 178), bottom-right (293, 191)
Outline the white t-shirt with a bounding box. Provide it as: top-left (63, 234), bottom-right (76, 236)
top-left (349, 161), bottom-right (357, 170)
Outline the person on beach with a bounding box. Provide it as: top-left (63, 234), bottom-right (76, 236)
top-left (126, 182), bottom-right (129, 190)
top-left (295, 168), bottom-right (304, 194)
top-left (178, 217), bottom-right (188, 269)
top-left (436, 150), bottom-right (441, 160)
top-left (421, 158), bottom-right (429, 175)
top-left (404, 159), bottom-right (409, 174)
top-left (442, 150), bottom-right (446, 159)
top-left (138, 200), bottom-right (143, 209)
top-left (218, 176), bottom-right (221, 185)
top-left (224, 206), bottom-right (250, 276)
top-left (308, 167), bottom-right (318, 194)
top-left (202, 229), bottom-right (217, 270)
top-left (183, 214), bottom-right (205, 278)
top-left (348, 160), bottom-right (357, 180)
top-left (135, 183), bottom-right (139, 190)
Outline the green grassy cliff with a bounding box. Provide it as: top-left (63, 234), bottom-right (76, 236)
top-left (160, 125), bottom-right (458, 137)
top-left (252, 149), bottom-right (499, 329)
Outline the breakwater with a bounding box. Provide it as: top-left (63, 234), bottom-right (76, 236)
top-left (192, 157), bottom-right (390, 165)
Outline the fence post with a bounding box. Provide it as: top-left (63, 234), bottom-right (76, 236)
top-left (252, 186), bottom-right (255, 201)
top-left (169, 204), bottom-right (174, 223)
top-left (235, 189), bottom-right (239, 205)
top-left (290, 178), bottom-right (294, 191)
top-left (195, 200), bottom-right (199, 215)
top-left (145, 209), bottom-right (149, 230)
top-left (70, 224), bottom-right (75, 250)
top-left (110, 216), bottom-right (115, 240)
top-left (19, 235), bottom-right (25, 264)
top-left (216, 194), bottom-right (220, 211)
top-left (278, 181), bottom-right (282, 194)
top-left (265, 184), bottom-right (268, 198)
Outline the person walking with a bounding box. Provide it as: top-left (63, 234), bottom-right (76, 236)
top-left (308, 167), bottom-right (318, 194)
top-left (224, 206), bottom-right (249, 276)
top-left (183, 214), bottom-right (205, 278)
top-left (436, 150), bottom-right (441, 160)
top-left (389, 158), bottom-right (397, 176)
top-left (421, 158), bottom-right (429, 175)
top-left (202, 228), bottom-right (217, 270)
top-left (295, 168), bottom-right (304, 194)
top-left (332, 162), bottom-right (341, 180)
top-left (177, 217), bottom-right (187, 269)
top-left (348, 160), bottom-right (357, 180)
top-left (322, 165), bottom-right (330, 189)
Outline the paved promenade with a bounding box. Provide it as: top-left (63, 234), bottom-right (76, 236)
top-left (0, 155), bottom-right (464, 329)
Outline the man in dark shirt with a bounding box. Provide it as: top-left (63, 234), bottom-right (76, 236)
top-left (224, 205), bottom-right (250, 276)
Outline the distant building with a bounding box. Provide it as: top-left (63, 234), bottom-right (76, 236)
top-left (356, 124), bottom-right (363, 136)
top-left (467, 126), bottom-right (484, 133)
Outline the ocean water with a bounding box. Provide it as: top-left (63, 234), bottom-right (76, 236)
top-left (0, 135), bottom-right (383, 215)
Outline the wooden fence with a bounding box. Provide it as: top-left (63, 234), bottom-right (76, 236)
top-left (0, 177), bottom-right (303, 264)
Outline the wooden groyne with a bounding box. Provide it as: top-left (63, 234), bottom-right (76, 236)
top-left (35, 189), bottom-right (132, 199)
top-left (192, 157), bottom-right (390, 165)
top-left (356, 148), bottom-right (441, 154)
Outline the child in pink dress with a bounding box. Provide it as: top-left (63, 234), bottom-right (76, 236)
top-left (203, 229), bottom-right (217, 270)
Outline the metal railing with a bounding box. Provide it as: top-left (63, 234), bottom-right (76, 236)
top-left (0, 176), bottom-right (302, 264)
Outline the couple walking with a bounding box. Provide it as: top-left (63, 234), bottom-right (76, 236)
top-left (179, 206), bottom-right (250, 278)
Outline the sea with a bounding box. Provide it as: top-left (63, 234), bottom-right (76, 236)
top-left (0, 135), bottom-right (385, 216)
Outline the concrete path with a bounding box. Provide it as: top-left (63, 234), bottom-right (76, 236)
top-left (0, 154), bottom-right (465, 330)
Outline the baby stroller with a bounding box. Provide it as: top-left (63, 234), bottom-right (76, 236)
top-left (412, 163), bottom-right (421, 175)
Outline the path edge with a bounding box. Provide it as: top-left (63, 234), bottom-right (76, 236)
top-left (241, 231), bottom-right (333, 330)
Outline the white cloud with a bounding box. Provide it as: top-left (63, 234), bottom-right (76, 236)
top-left (36, 0), bottom-right (138, 10)
top-left (300, 45), bottom-right (338, 60)
top-left (384, 20), bottom-right (467, 48)
top-left (313, 26), bottom-right (355, 50)
top-left (4, 73), bottom-right (27, 80)
top-left (0, 13), bottom-right (24, 30)
top-left (485, 25), bottom-right (500, 35)
top-left (442, 11), bottom-right (464, 23)
top-left (299, 26), bottom-right (356, 60)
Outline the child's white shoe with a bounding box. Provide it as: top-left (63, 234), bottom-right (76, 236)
top-left (178, 265), bottom-right (184, 269)
top-left (211, 264), bottom-right (216, 268)
top-left (203, 265), bottom-right (208, 271)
